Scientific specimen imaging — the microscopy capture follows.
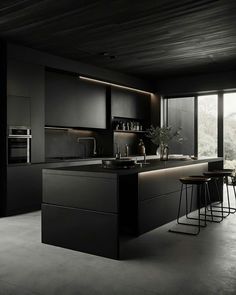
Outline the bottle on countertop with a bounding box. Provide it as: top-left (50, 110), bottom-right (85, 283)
top-left (125, 144), bottom-right (129, 157)
top-left (122, 122), bottom-right (126, 131)
top-left (138, 139), bottom-right (146, 155)
top-left (115, 143), bottom-right (121, 159)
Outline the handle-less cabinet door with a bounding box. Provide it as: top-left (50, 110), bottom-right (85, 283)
top-left (7, 95), bottom-right (31, 126)
top-left (111, 87), bottom-right (150, 120)
top-left (7, 59), bottom-right (45, 163)
top-left (45, 71), bottom-right (106, 129)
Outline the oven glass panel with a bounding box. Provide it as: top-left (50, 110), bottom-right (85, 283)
top-left (8, 138), bottom-right (30, 163)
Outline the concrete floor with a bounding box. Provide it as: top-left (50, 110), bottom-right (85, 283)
top-left (0, 203), bottom-right (236, 294)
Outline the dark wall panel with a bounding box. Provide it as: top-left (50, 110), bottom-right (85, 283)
top-left (0, 41), bottom-right (7, 217)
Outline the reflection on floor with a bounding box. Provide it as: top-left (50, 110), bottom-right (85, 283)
top-left (0, 191), bottom-right (236, 295)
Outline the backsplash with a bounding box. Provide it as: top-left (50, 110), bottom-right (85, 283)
top-left (45, 128), bottom-right (113, 159)
top-left (45, 128), bottom-right (153, 160)
top-left (45, 129), bottom-right (97, 159)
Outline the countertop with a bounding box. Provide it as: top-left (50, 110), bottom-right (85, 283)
top-left (43, 157), bottom-right (223, 176)
top-left (8, 155), bottom-right (159, 167)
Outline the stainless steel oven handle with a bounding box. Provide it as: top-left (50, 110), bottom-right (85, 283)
top-left (27, 137), bottom-right (31, 163)
top-left (8, 135), bottom-right (32, 139)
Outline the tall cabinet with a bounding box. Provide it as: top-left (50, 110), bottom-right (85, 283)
top-left (6, 58), bottom-right (45, 216)
top-left (7, 59), bottom-right (45, 163)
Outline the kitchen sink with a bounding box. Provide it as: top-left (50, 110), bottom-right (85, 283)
top-left (102, 158), bottom-right (136, 169)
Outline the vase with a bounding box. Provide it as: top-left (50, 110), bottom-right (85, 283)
top-left (159, 143), bottom-right (169, 161)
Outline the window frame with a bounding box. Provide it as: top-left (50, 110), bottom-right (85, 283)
top-left (163, 92), bottom-right (224, 158)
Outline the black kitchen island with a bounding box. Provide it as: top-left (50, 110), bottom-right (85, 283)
top-left (42, 157), bottom-right (223, 259)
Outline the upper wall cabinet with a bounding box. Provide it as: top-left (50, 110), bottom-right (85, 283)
top-left (45, 71), bottom-right (106, 129)
top-left (111, 87), bottom-right (150, 120)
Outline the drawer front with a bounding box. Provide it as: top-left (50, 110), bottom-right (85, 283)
top-left (43, 173), bottom-right (118, 213)
top-left (42, 204), bottom-right (119, 259)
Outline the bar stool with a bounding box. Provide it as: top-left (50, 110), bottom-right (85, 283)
top-left (187, 175), bottom-right (220, 223)
top-left (203, 169), bottom-right (236, 217)
top-left (169, 176), bottom-right (212, 235)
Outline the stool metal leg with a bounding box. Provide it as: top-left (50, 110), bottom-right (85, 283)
top-left (211, 176), bottom-right (235, 215)
top-left (176, 183), bottom-right (183, 225)
top-left (209, 178), bottom-right (230, 217)
top-left (186, 184), bottom-right (207, 227)
top-left (200, 182), bottom-right (223, 222)
top-left (169, 183), bottom-right (204, 235)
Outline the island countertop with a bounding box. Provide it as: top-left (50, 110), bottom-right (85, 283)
top-left (43, 157), bottom-right (223, 176)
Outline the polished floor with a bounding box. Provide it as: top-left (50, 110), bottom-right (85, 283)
top-left (0, 198), bottom-right (236, 295)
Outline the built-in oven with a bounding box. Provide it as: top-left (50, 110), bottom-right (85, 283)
top-left (8, 126), bottom-right (32, 164)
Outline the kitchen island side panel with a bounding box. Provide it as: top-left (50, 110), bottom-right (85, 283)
top-left (42, 204), bottom-right (119, 259)
top-left (42, 171), bottom-right (119, 259)
top-left (138, 162), bottom-right (212, 234)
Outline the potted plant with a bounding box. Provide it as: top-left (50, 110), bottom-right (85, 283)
top-left (146, 125), bottom-right (183, 160)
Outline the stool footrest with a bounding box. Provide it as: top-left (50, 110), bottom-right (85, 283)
top-left (199, 214), bottom-right (223, 223)
top-left (169, 229), bottom-right (199, 236)
top-left (177, 221), bottom-right (207, 228)
top-left (211, 205), bottom-right (236, 211)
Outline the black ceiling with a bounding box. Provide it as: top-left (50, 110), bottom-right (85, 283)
top-left (1, 0), bottom-right (236, 79)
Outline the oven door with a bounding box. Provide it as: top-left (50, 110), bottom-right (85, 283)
top-left (8, 136), bottom-right (31, 164)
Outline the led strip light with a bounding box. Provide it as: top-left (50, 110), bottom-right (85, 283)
top-left (79, 75), bottom-right (153, 95)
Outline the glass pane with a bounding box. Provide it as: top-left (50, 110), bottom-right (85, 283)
top-left (198, 95), bottom-right (218, 157)
top-left (224, 93), bottom-right (236, 169)
top-left (166, 97), bottom-right (195, 155)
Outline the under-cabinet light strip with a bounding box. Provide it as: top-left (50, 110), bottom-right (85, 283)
top-left (45, 126), bottom-right (72, 131)
top-left (79, 75), bottom-right (153, 95)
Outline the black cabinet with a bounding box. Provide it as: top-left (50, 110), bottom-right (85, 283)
top-left (7, 95), bottom-right (31, 126)
top-left (111, 87), bottom-right (150, 120)
top-left (42, 168), bottom-right (119, 259)
top-left (7, 165), bottom-right (43, 215)
top-left (7, 59), bottom-right (45, 163)
top-left (6, 159), bottom-right (102, 216)
top-left (45, 71), bottom-right (106, 129)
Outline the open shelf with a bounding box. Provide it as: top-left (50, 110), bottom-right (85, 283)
top-left (113, 130), bottom-right (146, 133)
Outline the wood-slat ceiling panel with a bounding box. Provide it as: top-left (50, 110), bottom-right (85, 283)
top-left (1, 0), bottom-right (236, 78)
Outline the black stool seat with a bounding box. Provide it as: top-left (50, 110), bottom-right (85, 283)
top-left (180, 176), bottom-right (211, 185)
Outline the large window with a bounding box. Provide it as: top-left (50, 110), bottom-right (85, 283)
top-left (164, 94), bottom-right (218, 157)
top-left (164, 97), bottom-right (195, 155)
top-left (197, 95), bottom-right (218, 158)
top-left (224, 92), bottom-right (236, 169)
